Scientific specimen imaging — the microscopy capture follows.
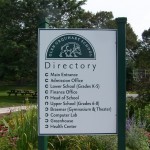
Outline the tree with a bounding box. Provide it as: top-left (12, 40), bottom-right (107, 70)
top-left (0, 0), bottom-right (86, 84)
top-left (135, 28), bottom-right (150, 69)
top-left (43, 0), bottom-right (87, 28)
top-left (133, 28), bottom-right (150, 104)
top-left (0, 0), bottom-right (138, 85)
top-left (0, 0), bottom-right (41, 83)
top-left (125, 24), bottom-right (138, 90)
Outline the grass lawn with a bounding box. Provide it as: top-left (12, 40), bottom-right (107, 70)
top-left (0, 85), bottom-right (37, 107)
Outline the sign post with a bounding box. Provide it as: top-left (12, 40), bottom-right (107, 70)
top-left (116, 17), bottom-right (127, 150)
top-left (38, 17), bottom-right (126, 149)
top-left (38, 20), bottom-right (48, 150)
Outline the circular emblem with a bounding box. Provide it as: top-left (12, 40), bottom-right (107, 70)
top-left (46, 33), bottom-right (96, 59)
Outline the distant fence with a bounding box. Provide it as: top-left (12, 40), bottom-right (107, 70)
top-left (133, 69), bottom-right (150, 81)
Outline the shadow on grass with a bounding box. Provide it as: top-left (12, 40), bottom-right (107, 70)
top-left (0, 96), bottom-right (25, 107)
top-left (0, 85), bottom-right (37, 108)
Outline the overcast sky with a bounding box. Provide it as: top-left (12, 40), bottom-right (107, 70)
top-left (82, 0), bottom-right (150, 39)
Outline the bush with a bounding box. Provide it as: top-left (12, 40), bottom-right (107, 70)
top-left (144, 104), bottom-right (150, 131)
top-left (126, 96), bottom-right (150, 149)
top-left (48, 135), bottom-right (117, 150)
top-left (126, 121), bottom-right (149, 150)
top-left (0, 137), bottom-right (13, 150)
top-left (126, 99), bottom-right (150, 131)
top-left (2, 105), bottom-right (38, 150)
top-left (1, 100), bottom-right (149, 150)
top-left (135, 78), bottom-right (150, 104)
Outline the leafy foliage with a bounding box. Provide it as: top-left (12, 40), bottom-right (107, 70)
top-left (48, 135), bottom-right (117, 150)
top-left (134, 28), bottom-right (150, 69)
top-left (126, 99), bottom-right (150, 150)
top-left (133, 28), bottom-right (150, 103)
top-left (2, 105), bottom-right (38, 149)
top-left (0, 0), bottom-right (138, 84)
top-left (0, 0), bottom-right (40, 84)
top-left (126, 98), bottom-right (150, 131)
top-left (126, 126), bottom-right (149, 150)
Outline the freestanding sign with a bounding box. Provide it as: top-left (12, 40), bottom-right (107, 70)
top-left (38, 29), bottom-right (117, 135)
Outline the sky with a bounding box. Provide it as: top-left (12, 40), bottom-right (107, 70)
top-left (82, 0), bottom-right (150, 39)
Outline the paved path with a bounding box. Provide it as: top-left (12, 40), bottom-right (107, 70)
top-left (0, 106), bottom-right (28, 115)
top-left (0, 94), bottom-right (138, 115)
top-left (0, 105), bottom-right (37, 116)
top-left (126, 93), bottom-right (138, 98)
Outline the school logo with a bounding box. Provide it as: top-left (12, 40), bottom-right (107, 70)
top-left (46, 33), bottom-right (96, 59)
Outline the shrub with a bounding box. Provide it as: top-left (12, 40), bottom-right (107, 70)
top-left (48, 135), bottom-right (117, 150)
top-left (2, 105), bottom-right (38, 150)
top-left (0, 137), bottom-right (13, 150)
top-left (126, 122), bottom-right (149, 150)
top-left (144, 104), bottom-right (150, 131)
top-left (126, 99), bottom-right (150, 131)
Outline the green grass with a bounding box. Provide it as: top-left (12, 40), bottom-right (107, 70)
top-left (0, 85), bottom-right (36, 91)
top-left (0, 85), bottom-right (37, 107)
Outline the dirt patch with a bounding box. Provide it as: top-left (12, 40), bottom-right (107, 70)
top-left (0, 113), bottom-right (10, 119)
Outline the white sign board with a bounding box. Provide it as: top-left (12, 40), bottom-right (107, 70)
top-left (38, 29), bottom-right (117, 135)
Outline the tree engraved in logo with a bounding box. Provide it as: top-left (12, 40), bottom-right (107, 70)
top-left (59, 42), bottom-right (82, 57)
